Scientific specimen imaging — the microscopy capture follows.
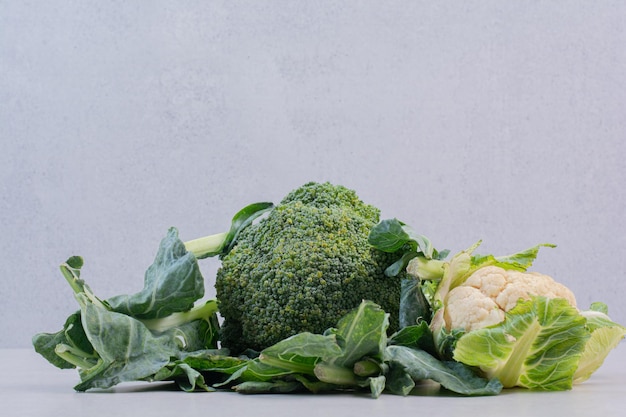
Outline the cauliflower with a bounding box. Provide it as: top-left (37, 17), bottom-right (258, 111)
top-left (411, 241), bottom-right (626, 390)
top-left (443, 265), bottom-right (577, 332)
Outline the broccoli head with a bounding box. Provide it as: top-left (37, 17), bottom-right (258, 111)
top-left (214, 182), bottom-right (403, 354)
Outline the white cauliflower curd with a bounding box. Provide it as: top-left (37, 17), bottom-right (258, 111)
top-left (443, 265), bottom-right (577, 332)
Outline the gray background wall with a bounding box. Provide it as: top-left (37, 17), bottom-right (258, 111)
top-left (2, 1), bottom-right (625, 348)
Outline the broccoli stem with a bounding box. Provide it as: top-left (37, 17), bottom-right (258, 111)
top-left (314, 362), bottom-right (361, 386)
top-left (353, 360), bottom-right (381, 377)
top-left (54, 344), bottom-right (99, 370)
top-left (408, 256), bottom-right (446, 281)
top-left (60, 257), bottom-right (110, 311)
top-left (183, 232), bottom-right (229, 259)
top-left (183, 201), bottom-right (274, 260)
top-left (139, 300), bottom-right (219, 333)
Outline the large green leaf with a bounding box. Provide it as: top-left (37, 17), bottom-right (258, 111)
top-left (388, 320), bottom-right (437, 356)
top-left (368, 218), bottom-right (418, 253)
top-left (259, 332), bottom-right (342, 375)
top-left (150, 360), bottom-right (212, 392)
top-left (32, 311), bottom-right (93, 369)
top-left (74, 294), bottom-right (178, 391)
top-left (384, 345), bottom-right (503, 396)
top-left (398, 278), bottom-right (432, 329)
top-left (324, 300), bottom-right (390, 367)
top-left (107, 228), bottom-right (203, 319)
top-left (368, 218), bottom-right (440, 277)
top-left (453, 296), bottom-right (589, 390)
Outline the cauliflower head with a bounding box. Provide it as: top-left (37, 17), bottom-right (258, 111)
top-left (443, 265), bottom-right (577, 332)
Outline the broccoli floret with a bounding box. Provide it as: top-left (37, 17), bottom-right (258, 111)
top-left (214, 182), bottom-right (402, 354)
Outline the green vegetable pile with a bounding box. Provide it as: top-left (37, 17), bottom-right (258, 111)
top-left (33, 182), bottom-right (625, 397)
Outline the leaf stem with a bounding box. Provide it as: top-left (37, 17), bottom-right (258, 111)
top-left (314, 362), bottom-right (360, 386)
top-left (184, 232), bottom-right (229, 259)
top-left (54, 344), bottom-right (98, 370)
top-left (140, 300), bottom-right (219, 333)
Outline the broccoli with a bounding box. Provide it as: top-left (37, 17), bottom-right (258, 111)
top-left (212, 182), bottom-right (403, 354)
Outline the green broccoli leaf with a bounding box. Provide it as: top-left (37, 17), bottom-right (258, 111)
top-left (368, 218), bottom-right (443, 278)
top-left (384, 252), bottom-right (419, 277)
top-left (232, 380), bottom-right (304, 394)
top-left (453, 296), bottom-right (589, 390)
top-left (222, 202), bottom-right (275, 254)
top-left (32, 311), bottom-right (93, 370)
top-left (167, 351), bottom-right (254, 389)
top-left (150, 360), bottom-right (212, 392)
top-left (384, 361), bottom-right (417, 396)
top-left (388, 320), bottom-right (437, 357)
top-left (384, 345), bottom-right (503, 396)
top-left (258, 332), bottom-right (342, 375)
top-left (324, 300), bottom-right (390, 366)
top-left (107, 227), bottom-right (204, 319)
top-left (367, 218), bottom-right (412, 252)
top-left (184, 201), bottom-right (274, 259)
top-left (176, 350), bottom-right (249, 375)
top-left (398, 277), bottom-right (432, 329)
top-left (73, 294), bottom-right (179, 391)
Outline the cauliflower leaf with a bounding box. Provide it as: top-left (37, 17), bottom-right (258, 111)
top-left (453, 296), bottom-right (589, 390)
top-left (574, 304), bottom-right (626, 383)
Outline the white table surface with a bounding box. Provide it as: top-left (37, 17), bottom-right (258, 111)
top-left (3, 344), bottom-right (625, 417)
